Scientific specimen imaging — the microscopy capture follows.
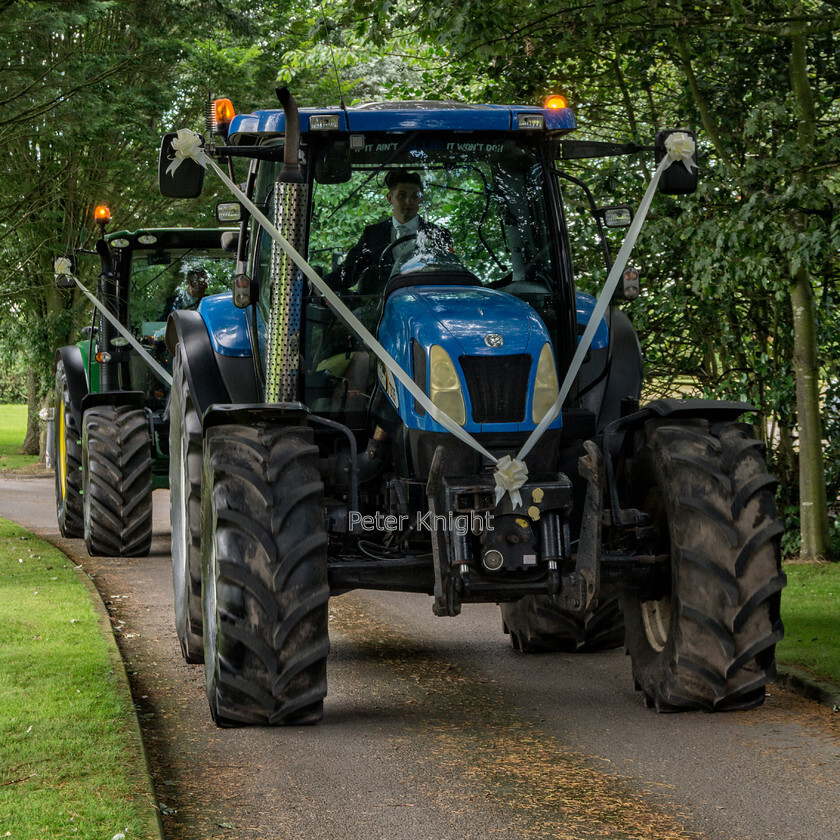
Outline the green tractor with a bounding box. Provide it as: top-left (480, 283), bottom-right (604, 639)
top-left (52, 213), bottom-right (236, 556)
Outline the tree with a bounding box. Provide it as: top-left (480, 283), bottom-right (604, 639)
top-left (0, 0), bottom-right (241, 452)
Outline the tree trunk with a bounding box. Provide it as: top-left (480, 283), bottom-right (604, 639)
top-left (788, 24), bottom-right (832, 561)
top-left (21, 366), bottom-right (41, 457)
top-left (789, 260), bottom-right (831, 560)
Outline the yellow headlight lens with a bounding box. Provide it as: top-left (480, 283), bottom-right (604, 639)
top-left (429, 345), bottom-right (466, 426)
top-left (532, 343), bottom-right (559, 424)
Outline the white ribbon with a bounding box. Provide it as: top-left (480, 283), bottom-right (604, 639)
top-left (168, 129), bottom-right (694, 507)
top-left (513, 132), bottom-right (696, 465)
top-left (65, 274), bottom-right (173, 387)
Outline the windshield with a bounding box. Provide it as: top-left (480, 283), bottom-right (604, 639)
top-left (122, 244), bottom-right (235, 408)
top-left (252, 135), bottom-right (560, 426)
top-left (129, 248), bottom-right (234, 332)
top-left (309, 136), bottom-right (554, 290)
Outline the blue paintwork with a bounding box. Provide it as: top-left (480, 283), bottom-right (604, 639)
top-left (228, 103), bottom-right (575, 142)
top-left (378, 285), bottom-right (563, 434)
top-left (197, 293), bottom-right (252, 358)
top-left (575, 292), bottom-right (609, 349)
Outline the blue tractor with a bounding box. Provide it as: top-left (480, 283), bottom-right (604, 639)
top-left (159, 90), bottom-right (785, 725)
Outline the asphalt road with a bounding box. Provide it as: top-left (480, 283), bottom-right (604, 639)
top-left (2, 476), bottom-right (839, 840)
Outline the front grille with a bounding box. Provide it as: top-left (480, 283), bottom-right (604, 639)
top-left (459, 354), bottom-right (531, 423)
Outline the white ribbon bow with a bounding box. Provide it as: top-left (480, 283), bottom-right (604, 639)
top-left (494, 455), bottom-right (529, 509)
top-left (166, 129), bottom-right (209, 176)
top-left (664, 132), bottom-right (697, 170)
top-left (54, 256), bottom-right (74, 276)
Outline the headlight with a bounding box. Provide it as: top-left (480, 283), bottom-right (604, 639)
top-left (429, 345), bottom-right (466, 425)
top-left (532, 343), bottom-right (559, 424)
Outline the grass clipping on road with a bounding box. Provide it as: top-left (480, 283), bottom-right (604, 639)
top-left (0, 518), bottom-right (160, 839)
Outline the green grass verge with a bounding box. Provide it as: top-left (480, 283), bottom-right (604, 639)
top-left (777, 561), bottom-right (840, 687)
top-left (0, 404), bottom-right (42, 473)
top-left (0, 518), bottom-right (161, 839)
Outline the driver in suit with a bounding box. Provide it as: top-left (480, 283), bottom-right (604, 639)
top-left (326, 169), bottom-right (453, 294)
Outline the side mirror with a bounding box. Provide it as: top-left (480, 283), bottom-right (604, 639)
top-left (54, 255), bottom-right (76, 288)
top-left (158, 131), bottom-right (206, 198)
top-left (314, 140), bottom-right (351, 184)
top-left (656, 130), bottom-right (698, 195)
top-left (220, 231), bottom-right (239, 253)
top-left (216, 201), bottom-right (243, 223)
top-left (597, 205), bottom-right (633, 228)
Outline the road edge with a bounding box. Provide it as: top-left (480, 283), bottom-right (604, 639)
top-left (72, 558), bottom-right (167, 840)
top-left (775, 665), bottom-right (840, 712)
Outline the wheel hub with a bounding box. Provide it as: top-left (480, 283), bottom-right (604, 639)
top-left (640, 597), bottom-right (671, 652)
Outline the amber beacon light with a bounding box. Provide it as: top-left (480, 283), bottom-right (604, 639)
top-left (94, 204), bottom-right (111, 224)
top-left (211, 98), bottom-right (236, 135)
top-left (543, 95), bottom-right (567, 110)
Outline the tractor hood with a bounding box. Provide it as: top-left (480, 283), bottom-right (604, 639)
top-left (384, 285), bottom-right (547, 356)
top-left (377, 283), bottom-right (559, 434)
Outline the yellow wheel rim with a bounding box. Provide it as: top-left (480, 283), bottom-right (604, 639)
top-left (58, 404), bottom-right (67, 500)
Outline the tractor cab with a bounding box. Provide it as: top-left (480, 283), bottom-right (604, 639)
top-left (225, 102), bottom-right (584, 438)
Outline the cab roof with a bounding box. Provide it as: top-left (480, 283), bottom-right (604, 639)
top-left (227, 100), bottom-right (576, 143)
top-left (104, 228), bottom-right (237, 251)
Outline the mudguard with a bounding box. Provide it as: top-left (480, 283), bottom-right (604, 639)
top-left (601, 398), bottom-right (756, 522)
top-left (165, 306), bottom-right (259, 421)
top-left (603, 398), bottom-right (756, 463)
top-left (81, 391), bottom-right (146, 414)
top-left (54, 345), bottom-right (88, 432)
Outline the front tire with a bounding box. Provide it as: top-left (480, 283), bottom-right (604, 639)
top-left (82, 405), bottom-right (153, 557)
top-left (54, 362), bottom-right (83, 538)
top-left (621, 419), bottom-right (785, 712)
top-left (201, 423), bottom-right (330, 726)
top-left (169, 347), bottom-right (204, 663)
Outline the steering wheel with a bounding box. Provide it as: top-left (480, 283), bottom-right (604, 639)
top-left (356, 235), bottom-right (418, 296)
top-left (379, 234), bottom-right (417, 268)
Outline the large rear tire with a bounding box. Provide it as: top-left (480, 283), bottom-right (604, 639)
top-left (502, 586), bottom-right (624, 653)
top-left (169, 347), bottom-right (204, 663)
top-left (201, 423), bottom-right (330, 726)
top-left (54, 362), bottom-right (83, 538)
top-left (621, 419), bottom-right (785, 712)
top-left (82, 405), bottom-right (153, 557)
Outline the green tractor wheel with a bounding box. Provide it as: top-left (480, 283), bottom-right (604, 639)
top-left (53, 362), bottom-right (84, 538)
top-left (82, 405), bottom-right (153, 557)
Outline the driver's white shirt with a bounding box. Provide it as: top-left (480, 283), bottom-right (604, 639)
top-left (392, 215), bottom-right (421, 236)
top-left (391, 215), bottom-right (421, 261)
